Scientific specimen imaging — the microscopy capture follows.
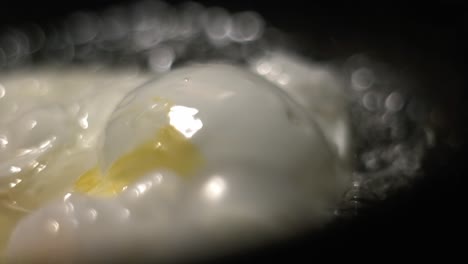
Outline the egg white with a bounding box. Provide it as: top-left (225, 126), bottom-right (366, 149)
top-left (1, 57), bottom-right (351, 262)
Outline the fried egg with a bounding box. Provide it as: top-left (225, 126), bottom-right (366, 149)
top-left (0, 56), bottom-right (351, 262)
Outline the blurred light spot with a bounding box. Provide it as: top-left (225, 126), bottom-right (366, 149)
top-left (98, 16), bottom-right (128, 43)
top-left (12, 30), bottom-right (30, 57)
top-left (229, 12), bottom-right (264, 42)
top-left (36, 163), bottom-right (47, 172)
top-left (39, 137), bottom-right (56, 150)
top-left (66, 12), bottom-right (99, 45)
top-left (385, 92), bottom-right (404, 112)
top-left (351, 67), bottom-right (374, 91)
top-left (149, 46), bottom-right (175, 72)
top-left (0, 33), bottom-right (21, 64)
top-left (136, 182), bottom-right (151, 195)
top-left (168, 105), bottom-right (203, 138)
top-left (132, 0), bottom-right (169, 32)
top-left (178, 2), bottom-right (205, 38)
top-left (362, 91), bottom-right (381, 111)
top-left (204, 176), bottom-right (226, 201)
top-left (202, 8), bottom-right (232, 41)
top-left (17, 148), bottom-right (33, 156)
top-left (218, 91), bottom-right (235, 100)
top-left (28, 120), bottom-right (38, 129)
top-left (0, 134), bottom-right (8, 148)
top-left (133, 28), bottom-right (165, 50)
top-left (352, 181), bottom-right (360, 188)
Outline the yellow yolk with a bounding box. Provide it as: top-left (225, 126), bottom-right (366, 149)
top-left (74, 123), bottom-right (203, 197)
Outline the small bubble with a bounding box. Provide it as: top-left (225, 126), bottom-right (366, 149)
top-left (86, 208), bottom-right (98, 222)
top-left (148, 46), bottom-right (175, 72)
top-left (46, 219), bottom-right (60, 234)
top-left (256, 60), bottom-right (272, 75)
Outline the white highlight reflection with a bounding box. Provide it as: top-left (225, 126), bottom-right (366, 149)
top-left (204, 176), bottom-right (226, 201)
top-left (9, 166), bottom-right (21, 173)
top-left (79, 113), bottom-right (89, 129)
top-left (46, 219), bottom-right (60, 234)
top-left (168, 105), bottom-right (203, 138)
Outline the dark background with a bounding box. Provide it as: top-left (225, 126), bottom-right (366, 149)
top-left (2, 0), bottom-right (467, 261)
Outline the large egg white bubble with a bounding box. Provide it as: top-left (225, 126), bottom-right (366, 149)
top-left (6, 63), bottom-right (351, 262)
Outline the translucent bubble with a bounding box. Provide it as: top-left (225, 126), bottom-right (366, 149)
top-left (148, 46), bottom-right (175, 72)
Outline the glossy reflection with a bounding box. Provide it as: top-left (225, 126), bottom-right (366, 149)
top-left (168, 105), bottom-right (203, 138)
top-left (203, 176), bottom-right (226, 201)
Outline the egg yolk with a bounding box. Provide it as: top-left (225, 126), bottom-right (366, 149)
top-left (74, 96), bottom-right (204, 196)
top-left (74, 124), bottom-right (203, 197)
